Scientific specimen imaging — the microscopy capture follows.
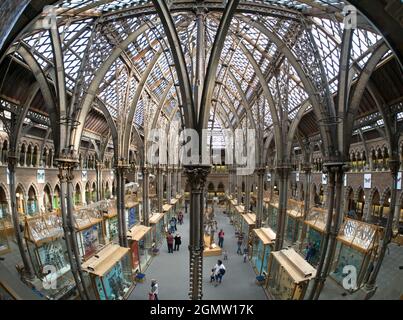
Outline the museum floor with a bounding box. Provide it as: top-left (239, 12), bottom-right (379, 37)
top-left (129, 207), bottom-right (267, 300)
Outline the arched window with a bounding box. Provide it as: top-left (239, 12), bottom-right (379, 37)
top-left (33, 145), bottom-right (39, 167)
top-left (92, 182), bottom-right (97, 202)
top-left (85, 182), bottom-right (91, 204)
top-left (371, 189), bottom-right (380, 222)
top-left (43, 184), bottom-right (52, 212)
top-left (53, 185), bottom-right (61, 209)
top-left (27, 145), bottom-right (33, 167)
top-left (19, 144), bottom-right (26, 166)
top-left (15, 185), bottom-right (25, 214)
top-left (0, 186), bottom-right (9, 219)
top-left (1, 140), bottom-right (8, 164)
top-left (75, 183), bottom-right (82, 206)
top-left (27, 186), bottom-right (38, 215)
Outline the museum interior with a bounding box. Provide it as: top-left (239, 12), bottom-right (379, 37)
top-left (0, 0), bottom-right (402, 301)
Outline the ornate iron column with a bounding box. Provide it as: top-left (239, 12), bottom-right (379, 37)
top-left (57, 158), bottom-right (89, 299)
top-left (245, 174), bottom-right (251, 213)
top-left (274, 164), bottom-right (291, 251)
top-left (184, 164), bottom-right (211, 300)
top-left (7, 152), bottom-right (34, 279)
top-left (157, 165), bottom-right (164, 213)
top-left (167, 165), bottom-right (172, 204)
top-left (299, 162), bottom-right (312, 250)
top-left (142, 165), bottom-right (150, 226)
top-left (255, 167), bottom-right (266, 229)
top-left (115, 162), bottom-right (129, 247)
top-left (95, 160), bottom-right (103, 201)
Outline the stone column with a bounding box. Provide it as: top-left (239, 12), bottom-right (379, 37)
top-left (167, 166), bottom-right (172, 204)
top-left (96, 161), bottom-right (103, 201)
top-left (184, 164), bottom-right (210, 300)
top-left (245, 174), bottom-right (251, 213)
top-left (274, 165), bottom-right (291, 251)
top-left (57, 158), bottom-right (89, 299)
top-left (255, 167), bottom-right (266, 229)
top-left (8, 153), bottom-right (34, 279)
top-left (157, 166), bottom-right (164, 213)
top-left (236, 169), bottom-right (242, 205)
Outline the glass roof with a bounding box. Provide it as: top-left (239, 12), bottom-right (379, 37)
top-left (7, 0), bottom-right (386, 149)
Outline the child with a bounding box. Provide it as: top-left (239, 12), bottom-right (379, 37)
top-left (223, 250), bottom-right (228, 261)
top-left (210, 268), bottom-right (215, 283)
top-left (243, 251), bottom-right (247, 263)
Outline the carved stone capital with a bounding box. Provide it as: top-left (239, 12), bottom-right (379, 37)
top-left (184, 165), bottom-right (211, 190)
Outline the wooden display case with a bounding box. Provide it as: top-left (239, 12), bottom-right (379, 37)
top-left (266, 248), bottom-right (316, 300)
top-left (241, 212), bottom-right (256, 248)
top-left (251, 227), bottom-right (276, 275)
top-left (82, 244), bottom-right (134, 300)
top-left (149, 212), bottom-right (166, 247)
top-left (268, 195), bottom-right (279, 231)
top-left (285, 199), bottom-right (304, 244)
top-left (0, 218), bottom-right (11, 255)
top-left (127, 224), bottom-right (152, 273)
top-left (330, 218), bottom-right (380, 289)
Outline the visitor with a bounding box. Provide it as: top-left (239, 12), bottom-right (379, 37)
top-left (149, 279), bottom-right (159, 300)
top-left (236, 233), bottom-right (244, 255)
top-left (223, 250), bottom-right (228, 261)
top-left (210, 269), bottom-right (216, 283)
top-left (213, 260), bottom-right (226, 286)
top-left (243, 247), bottom-right (248, 263)
top-left (166, 232), bottom-right (174, 253)
top-left (178, 211), bottom-right (184, 225)
top-left (174, 233), bottom-right (182, 251)
top-left (218, 229), bottom-right (225, 248)
top-left (173, 216), bottom-right (178, 231)
top-left (169, 218), bottom-right (176, 234)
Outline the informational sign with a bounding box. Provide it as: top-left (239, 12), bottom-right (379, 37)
top-left (37, 169), bottom-right (45, 184)
top-left (397, 172), bottom-right (402, 190)
top-left (364, 173), bottom-right (372, 189)
top-left (296, 172), bottom-right (300, 182)
top-left (267, 173), bottom-right (271, 182)
top-left (81, 170), bottom-right (88, 182)
top-left (128, 207), bottom-right (137, 229)
top-left (322, 173), bottom-right (328, 185)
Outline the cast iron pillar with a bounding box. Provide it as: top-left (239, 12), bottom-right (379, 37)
top-left (184, 164), bottom-right (211, 300)
top-left (274, 164), bottom-right (291, 251)
top-left (142, 165), bottom-right (150, 227)
top-left (167, 165), bottom-right (172, 204)
top-left (57, 157), bottom-right (90, 299)
top-left (7, 153), bottom-right (34, 279)
top-left (95, 161), bottom-right (103, 201)
top-left (115, 162), bottom-right (129, 247)
top-left (245, 174), bottom-right (251, 213)
top-left (255, 167), bottom-right (266, 229)
top-left (157, 166), bottom-right (164, 213)
top-left (299, 163), bottom-right (312, 250)
top-left (364, 158), bottom-right (400, 299)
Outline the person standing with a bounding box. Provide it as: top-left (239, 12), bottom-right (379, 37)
top-left (166, 232), bottom-right (174, 253)
top-left (150, 279), bottom-right (159, 300)
top-left (174, 233), bottom-right (182, 251)
top-left (237, 233), bottom-right (244, 255)
top-left (178, 212), bottom-right (184, 225)
top-left (213, 260), bottom-right (226, 286)
top-left (218, 229), bottom-right (225, 248)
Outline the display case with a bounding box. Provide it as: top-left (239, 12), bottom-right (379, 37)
top-left (285, 199), bottom-right (304, 244)
top-left (302, 207), bottom-right (329, 266)
top-left (228, 198), bottom-right (238, 225)
top-left (263, 196), bottom-right (270, 227)
top-left (73, 208), bottom-right (104, 260)
top-left (163, 203), bottom-right (174, 225)
top-left (330, 218), bottom-right (379, 288)
top-left (233, 205), bottom-right (244, 234)
top-left (101, 200), bottom-right (119, 243)
top-left (149, 212), bottom-right (166, 247)
top-left (127, 224), bottom-right (152, 272)
top-left (251, 227), bottom-right (276, 275)
top-left (268, 196), bottom-right (279, 231)
top-left (82, 244), bottom-right (134, 300)
top-left (125, 203), bottom-right (140, 230)
top-left (0, 218), bottom-right (11, 255)
top-left (24, 213), bottom-right (75, 299)
top-left (241, 212), bottom-right (256, 247)
top-left (266, 248), bottom-right (316, 300)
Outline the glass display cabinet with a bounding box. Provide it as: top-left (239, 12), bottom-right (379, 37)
top-left (302, 207), bottom-right (329, 266)
top-left (251, 227), bottom-right (276, 275)
top-left (82, 244), bottom-right (134, 300)
top-left (163, 203), bottom-right (174, 225)
top-left (0, 218), bottom-right (11, 255)
top-left (241, 212), bottom-right (256, 248)
top-left (263, 196), bottom-right (270, 227)
top-left (285, 199), bottom-right (304, 244)
top-left (233, 205), bottom-right (244, 235)
top-left (228, 198), bottom-right (238, 225)
top-left (330, 218), bottom-right (380, 289)
top-left (101, 200), bottom-right (119, 243)
top-left (127, 224), bottom-right (152, 273)
top-left (24, 213), bottom-right (75, 299)
top-left (73, 208), bottom-right (104, 260)
top-left (266, 248), bottom-right (316, 300)
top-left (149, 212), bottom-right (166, 247)
top-left (125, 203), bottom-right (140, 231)
top-left (268, 195), bottom-right (279, 231)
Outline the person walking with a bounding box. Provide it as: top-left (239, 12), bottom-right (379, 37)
top-left (236, 233), bottom-right (244, 255)
top-left (149, 279), bottom-right (159, 300)
top-left (213, 260), bottom-right (226, 286)
top-left (166, 232), bottom-right (174, 253)
top-left (174, 233), bottom-right (182, 251)
top-left (178, 212), bottom-right (184, 225)
top-left (218, 229), bottom-right (225, 248)
top-left (169, 218), bottom-right (176, 234)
